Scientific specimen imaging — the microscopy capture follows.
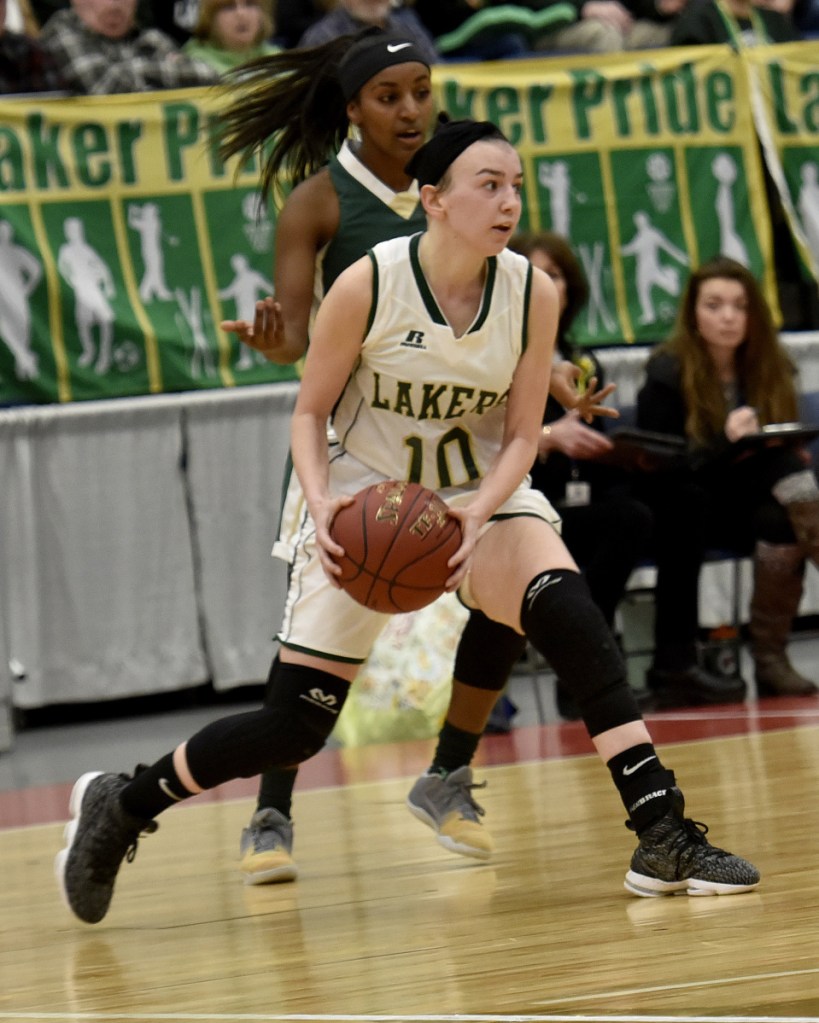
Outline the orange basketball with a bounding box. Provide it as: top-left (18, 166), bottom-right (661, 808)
top-left (329, 480), bottom-right (462, 613)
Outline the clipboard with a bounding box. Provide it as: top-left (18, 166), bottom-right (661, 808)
top-left (597, 427), bottom-right (687, 470)
top-left (733, 422), bottom-right (819, 450)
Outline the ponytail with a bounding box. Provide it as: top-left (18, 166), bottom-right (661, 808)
top-left (217, 36), bottom-right (357, 198)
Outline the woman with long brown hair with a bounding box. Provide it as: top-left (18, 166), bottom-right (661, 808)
top-left (638, 255), bottom-right (819, 701)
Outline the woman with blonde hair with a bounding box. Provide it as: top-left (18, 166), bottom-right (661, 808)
top-left (183, 0), bottom-right (278, 74)
top-left (638, 255), bottom-right (819, 701)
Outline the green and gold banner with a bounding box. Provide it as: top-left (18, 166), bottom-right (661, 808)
top-left (0, 88), bottom-right (297, 404)
top-left (0, 45), bottom-right (811, 403)
top-left (434, 44), bottom-right (778, 347)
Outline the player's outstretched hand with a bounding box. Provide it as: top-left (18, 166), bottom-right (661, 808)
top-left (221, 296), bottom-right (285, 362)
top-left (550, 363), bottom-right (620, 423)
top-left (573, 377), bottom-right (620, 424)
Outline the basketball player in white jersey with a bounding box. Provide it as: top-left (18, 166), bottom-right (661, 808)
top-left (56, 120), bottom-right (760, 926)
top-left (218, 29), bottom-right (617, 886)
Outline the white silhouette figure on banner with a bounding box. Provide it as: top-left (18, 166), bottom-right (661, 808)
top-left (242, 192), bottom-right (274, 254)
top-left (712, 154), bottom-right (749, 266)
top-left (175, 286), bottom-right (215, 378)
top-left (538, 160), bottom-right (571, 237)
top-left (57, 217), bottom-right (115, 374)
top-left (621, 211), bottom-right (688, 325)
top-left (128, 202), bottom-right (174, 303)
top-left (0, 221), bottom-right (42, 379)
top-left (646, 152), bottom-right (676, 214)
top-left (797, 162), bottom-right (819, 271)
top-left (218, 254), bottom-right (273, 369)
top-left (578, 241), bottom-right (617, 334)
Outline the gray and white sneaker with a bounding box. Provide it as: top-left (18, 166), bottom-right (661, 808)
top-left (239, 808), bottom-right (298, 885)
top-left (625, 788), bottom-right (760, 897)
top-left (406, 766), bottom-right (493, 860)
top-left (55, 770), bottom-right (157, 924)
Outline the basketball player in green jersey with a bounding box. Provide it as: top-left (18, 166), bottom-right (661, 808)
top-left (56, 120), bottom-right (758, 926)
top-left (218, 30), bottom-right (616, 886)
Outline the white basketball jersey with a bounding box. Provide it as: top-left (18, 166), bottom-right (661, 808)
top-left (332, 234), bottom-right (533, 491)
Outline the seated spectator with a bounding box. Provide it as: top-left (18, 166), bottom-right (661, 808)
top-left (30, 0), bottom-right (155, 30)
top-left (0, 0), bottom-right (65, 93)
top-left (669, 0), bottom-right (798, 44)
top-left (535, 0), bottom-right (685, 53)
top-left (511, 231), bottom-right (654, 719)
top-left (38, 0), bottom-right (220, 95)
top-left (637, 255), bottom-right (818, 705)
top-left (184, 0), bottom-right (279, 74)
top-left (298, 0), bottom-right (440, 64)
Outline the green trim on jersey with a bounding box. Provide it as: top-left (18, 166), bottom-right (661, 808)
top-left (366, 251), bottom-right (379, 338)
top-left (409, 233), bottom-right (447, 325)
top-left (408, 233), bottom-right (499, 333)
top-left (279, 640), bottom-right (366, 665)
top-left (471, 256), bottom-right (497, 333)
top-left (324, 151), bottom-right (426, 294)
top-left (490, 511), bottom-right (545, 522)
top-left (521, 262), bottom-right (533, 353)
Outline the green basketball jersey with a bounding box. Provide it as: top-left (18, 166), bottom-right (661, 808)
top-left (319, 140), bottom-right (427, 298)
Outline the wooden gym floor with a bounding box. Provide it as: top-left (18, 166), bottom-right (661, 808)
top-left (3, 692), bottom-right (819, 1023)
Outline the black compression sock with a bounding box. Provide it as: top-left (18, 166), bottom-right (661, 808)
top-left (607, 744), bottom-right (661, 787)
top-left (256, 766), bottom-right (298, 818)
top-left (430, 721), bottom-right (481, 776)
top-left (607, 744), bottom-right (676, 834)
top-left (120, 753), bottom-right (194, 820)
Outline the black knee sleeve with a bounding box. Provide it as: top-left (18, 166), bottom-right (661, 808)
top-left (520, 569), bottom-right (641, 736)
top-left (454, 609), bottom-right (527, 691)
top-left (262, 654), bottom-right (283, 706)
top-left (184, 663), bottom-right (348, 789)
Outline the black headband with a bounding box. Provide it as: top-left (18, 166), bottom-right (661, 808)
top-left (405, 119), bottom-right (507, 187)
top-left (336, 32), bottom-right (431, 102)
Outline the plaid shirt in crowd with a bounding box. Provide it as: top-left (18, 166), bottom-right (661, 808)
top-left (38, 10), bottom-right (219, 95)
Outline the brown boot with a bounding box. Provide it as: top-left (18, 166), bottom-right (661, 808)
top-left (787, 498), bottom-right (819, 558)
top-left (749, 541), bottom-right (818, 696)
